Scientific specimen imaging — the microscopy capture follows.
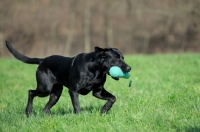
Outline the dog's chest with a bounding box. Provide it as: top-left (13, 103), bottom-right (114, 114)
top-left (87, 70), bottom-right (105, 84)
top-left (78, 80), bottom-right (104, 95)
top-left (83, 75), bottom-right (105, 87)
top-left (77, 72), bottom-right (106, 93)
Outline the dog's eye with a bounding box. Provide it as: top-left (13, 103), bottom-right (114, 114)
top-left (116, 57), bottom-right (120, 60)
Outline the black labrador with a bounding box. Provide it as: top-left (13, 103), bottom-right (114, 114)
top-left (6, 41), bottom-right (131, 116)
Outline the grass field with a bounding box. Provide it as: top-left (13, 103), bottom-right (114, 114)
top-left (0, 54), bottom-right (200, 132)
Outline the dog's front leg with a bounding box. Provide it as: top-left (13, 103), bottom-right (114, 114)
top-left (69, 90), bottom-right (81, 114)
top-left (93, 88), bottom-right (116, 113)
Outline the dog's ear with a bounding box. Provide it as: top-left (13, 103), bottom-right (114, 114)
top-left (95, 47), bottom-right (108, 57)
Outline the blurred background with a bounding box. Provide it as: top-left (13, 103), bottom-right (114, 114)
top-left (0, 0), bottom-right (200, 57)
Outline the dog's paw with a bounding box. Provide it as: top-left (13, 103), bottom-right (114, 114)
top-left (25, 109), bottom-right (32, 117)
top-left (43, 109), bottom-right (51, 115)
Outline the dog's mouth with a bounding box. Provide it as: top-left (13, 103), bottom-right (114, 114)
top-left (113, 66), bottom-right (131, 73)
top-left (112, 77), bottom-right (119, 80)
top-left (107, 65), bottom-right (131, 81)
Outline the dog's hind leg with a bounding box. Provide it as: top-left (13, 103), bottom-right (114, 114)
top-left (93, 88), bottom-right (116, 114)
top-left (43, 84), bottom-right (63, 114)
top-left (26, 68), bottom-right (55, 116)
top-left (26, 88), bottom-right (50, 116)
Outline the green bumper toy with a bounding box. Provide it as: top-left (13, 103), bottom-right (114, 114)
top-left (109, 66), bottom-right (130, 79)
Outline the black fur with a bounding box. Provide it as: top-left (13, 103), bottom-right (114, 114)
top-left (6, 41), bottom-right (131, 116)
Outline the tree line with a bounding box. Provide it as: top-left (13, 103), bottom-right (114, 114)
top-left (0, 0), bottom-right (199, 57)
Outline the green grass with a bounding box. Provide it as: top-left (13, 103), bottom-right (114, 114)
top-left (0, 54), bottom-right (200, 132)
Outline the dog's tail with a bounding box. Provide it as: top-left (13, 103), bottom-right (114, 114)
top-left (6, 41), bottom-right (44, 65)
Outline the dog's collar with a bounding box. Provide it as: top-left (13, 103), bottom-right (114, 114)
top-left (71, 56), bottom-right (77, 67)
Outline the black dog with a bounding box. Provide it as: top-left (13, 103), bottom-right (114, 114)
top-left (6, 41), bottom-right (131, 116)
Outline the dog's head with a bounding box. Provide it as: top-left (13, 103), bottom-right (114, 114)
top-left (95, 47), bottom-right (131, 80)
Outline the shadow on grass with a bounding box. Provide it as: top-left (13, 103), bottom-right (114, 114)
top-left (19, 105), bottom-right (102, 117)
top-left (49, 105), bottom-right (101, 116)
top-left (177, 127), bottom-right (200, 132)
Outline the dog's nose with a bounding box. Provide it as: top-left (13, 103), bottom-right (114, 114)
top-left (126, 66), bottom-right (131, 72)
